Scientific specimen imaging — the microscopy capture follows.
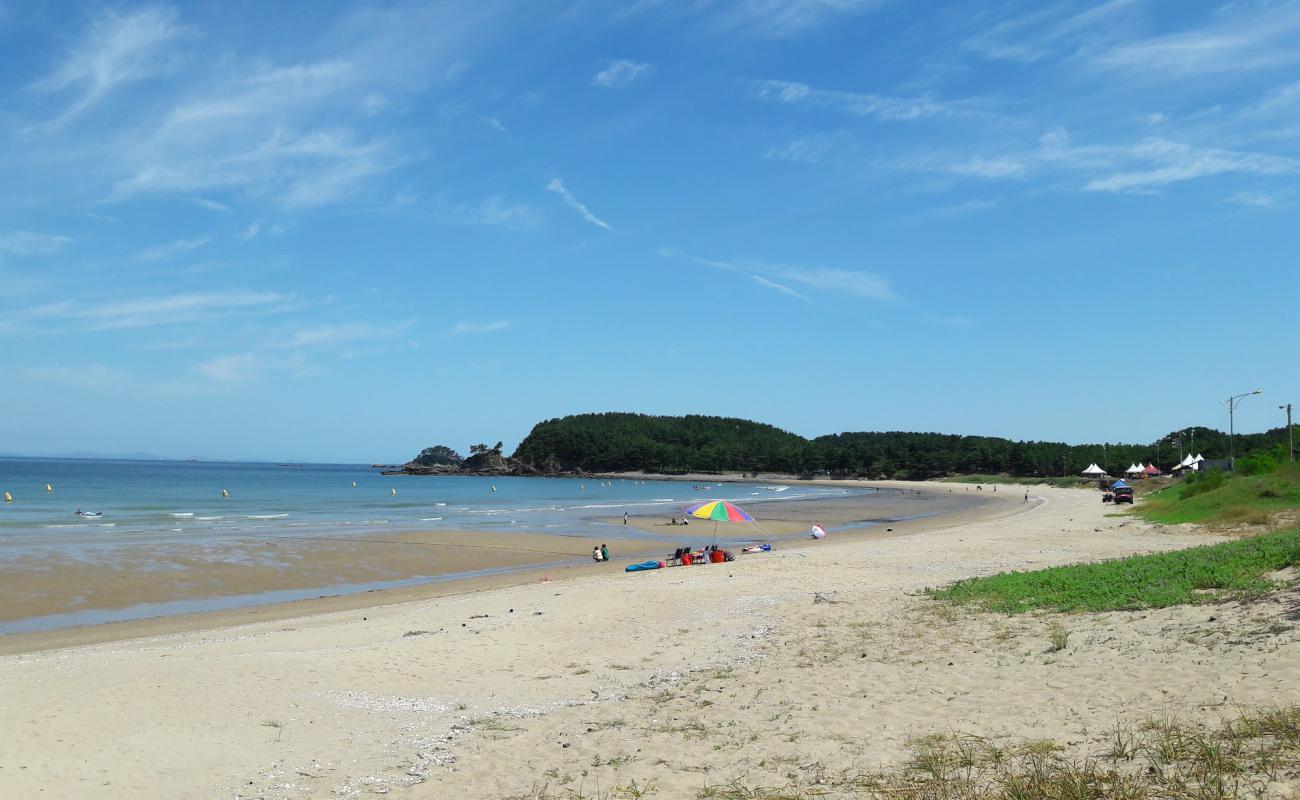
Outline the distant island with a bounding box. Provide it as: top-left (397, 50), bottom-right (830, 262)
top-left (388, 412), bottom-right (1294, 480)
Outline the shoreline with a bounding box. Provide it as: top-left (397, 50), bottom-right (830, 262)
top-left (0, 481), bottom-right (1003, 658)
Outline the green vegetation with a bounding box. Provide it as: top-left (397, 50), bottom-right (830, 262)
top-left (510, 412), bottom-right (1295, 479)
top-left (412, 445), bottom-right (462, 467)
top-left (1138, 463), bottom-right (1300, 526)
top-left (930, 529), bottom-right (1300, 613)
top-left (693, 706), bottom-right (1300, 800)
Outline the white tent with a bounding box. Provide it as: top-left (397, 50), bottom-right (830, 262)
top-left (1125, 463), bottom-right (1144, 474)
top-left (1172, 454), bottom-right (1194, 471)
top-left (1081, 463), bottom-right (1106, 476)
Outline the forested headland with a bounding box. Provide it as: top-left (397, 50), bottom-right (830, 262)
top-left (507, 412), bottom-right (1294, 480)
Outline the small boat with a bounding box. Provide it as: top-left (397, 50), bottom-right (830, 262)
top-left (75, 510), bottom-right (103, 518)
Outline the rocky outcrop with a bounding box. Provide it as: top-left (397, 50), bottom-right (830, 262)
top-left (382, 451), bottom-right (546, 477)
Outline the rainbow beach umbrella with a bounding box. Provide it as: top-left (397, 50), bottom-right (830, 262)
top-left (683, 499), bottom-right (754, 522)
top-left (683, 499), bottom-right (755, 545)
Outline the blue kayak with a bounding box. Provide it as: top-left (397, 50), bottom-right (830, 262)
top-left (625, 560), bottom-right (664, 572)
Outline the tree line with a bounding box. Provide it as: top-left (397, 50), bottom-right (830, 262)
top-left (507, 413), bottom-right (1294, 479)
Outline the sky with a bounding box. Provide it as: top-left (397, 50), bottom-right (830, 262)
top-left (1, 0), bottom-right (1297, 463)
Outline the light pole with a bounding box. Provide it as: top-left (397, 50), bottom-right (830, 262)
top-left (1282, 403), bottom-right (1294, 462)
top-left (1227, 389), bottom-right (1262, 470)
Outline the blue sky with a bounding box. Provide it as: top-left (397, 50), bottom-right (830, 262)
top-left (1, 1), bottom-right (1297, 462)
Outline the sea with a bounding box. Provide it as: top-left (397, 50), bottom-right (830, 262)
top-left (0, 457), bottom-right (856, 559)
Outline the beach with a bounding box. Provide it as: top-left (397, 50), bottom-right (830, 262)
top-left (2, 481), bottom-right (1297, 798)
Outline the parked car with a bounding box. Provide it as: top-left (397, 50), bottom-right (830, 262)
top-left (1112, 486), bottom-right (1134, 504)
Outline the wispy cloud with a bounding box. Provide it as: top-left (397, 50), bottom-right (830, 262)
top-left (450, 320), bottom-right (510, 336)
top-left (1084, 139), bottom-right (1300, 193)
top-left (274, 321), bottom-right (414, 349)
top-left (0, 231), bottom-right (75, 255)
top-left (662, 248), bottom-right (897, 303)
top-left (593, 60), bottom-right (651, 88)
top-left (17, 290), bottom-right (294, 332)
top-left (1228, 187), bottom-right (1295, 208)
top-left (192, 197), bottom-right (231, 212)
top-left (749, 79), bottom-right (963, 122)
top-left (22, 363), bottom-right (133, 391)
top-left (28, 6), bottom-right (189, 126)
top-left (194, 353), bottom-right (261, 384)
top-left (1089, 6), bottom-right (1300, 77)
top-left (138, 235), bottom-right (211, 261)
top-left (764, 132), bottom-right (851, 164)
top-left (546, 178), bottom-right (613, 230)
top-left (963, 0), bottom-right (1140, 64)
top-left (715, 0), bottom-right (887, 39)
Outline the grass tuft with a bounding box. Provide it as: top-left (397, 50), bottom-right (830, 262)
top-left (930, 528), bottom-right (1300, 613)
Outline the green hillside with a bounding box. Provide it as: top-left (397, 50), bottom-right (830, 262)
top-left (510, 412), bottom-right (1295, 479)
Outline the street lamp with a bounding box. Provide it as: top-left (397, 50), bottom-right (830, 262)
top-left (1227, 389), bottom-right (1262, 470)
top-left (1282, 403), bottom-right (1294, 462)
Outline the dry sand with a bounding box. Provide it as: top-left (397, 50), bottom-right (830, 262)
top-left (2, 482), bottom-right (1297, 799)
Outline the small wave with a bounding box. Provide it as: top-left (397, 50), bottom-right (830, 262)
top-left (419, 516), bottom-right (443, 521)
top-left (196, 516), bottom-right (224, 521)
top-left (169, 512), bottom-right (195, 518)
top-left (246, 513), bottom-right (289, 520)
top-left (435, 502), bottom-right (446, 506)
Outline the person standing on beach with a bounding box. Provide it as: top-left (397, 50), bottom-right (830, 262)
top-left (1024, 490), bottom-right (1029, 503)
top-left (623, 512), bottom-right (628, 525)
top-left (601, 543), bottom-right (610, 563)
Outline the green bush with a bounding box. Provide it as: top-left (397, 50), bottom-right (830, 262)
top-left (1179, 469), bottom-right (1226, 499)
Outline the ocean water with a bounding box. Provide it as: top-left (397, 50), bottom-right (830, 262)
top-left (0, 457), bottom-right (852, 559)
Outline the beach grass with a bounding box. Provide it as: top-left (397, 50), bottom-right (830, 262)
top-left (694, 706), bottom-right (1300, 800)
top-left (929, 528), bottom-right (1300, 613)
top-left (1136, 463), bottom-right (1300, 526)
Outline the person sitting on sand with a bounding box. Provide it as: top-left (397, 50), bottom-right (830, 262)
top-left (601, 543), bottom-right (609, 562)
top-left (592, 546), bottom-right (603, 562)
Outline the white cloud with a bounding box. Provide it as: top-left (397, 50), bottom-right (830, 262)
top-left (1089, 5), bottom-right (1300, 77)
top-left (663, 248), bottom-right (897, 303)
top-left (593, 60), bottom-right (651, 88)
top-left (545, 178), bottom-right (613, 230)
top-left (29, 6), bottom-right (189, 125)
top-left (238, 221), bottom-right (262, 241)
top-left (195, 353), bottom-right (260, 384)
top-left (749, 79), bottom-right (961, 122)
top-left (1084, 139), bottom-right (1300, 193)
top-left (715, 0), bottom-right (886, 39)
top-left (275, 321), bottom-right (414, 349)
top-left (1228, 187), bottom-right (1295, 208)
top-left (19, 290), bottom-right (293, 331)
top-left (451, 320), bottom-right (510, 336)
top-left (764, 133), bottom-right (848, 164)
top-left (0, 231), bottom-right (74, 255)
top-left (138, 235), bottom-right (211, 261)
top-left (22, 363), bottom-right (132, 390)
top-left (192, 197), bottom-right (231, 212)
top-left (963, 0), bottom-right (1140, 64)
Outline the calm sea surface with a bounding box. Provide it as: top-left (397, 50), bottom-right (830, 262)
top-left (0, 458), bottom-right (855, 560)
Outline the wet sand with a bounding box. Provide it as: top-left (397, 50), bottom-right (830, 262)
top-left (0, 481), bottom-right (983, 652)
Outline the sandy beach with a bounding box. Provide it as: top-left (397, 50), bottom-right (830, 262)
top-left (2, 481), bottom-right (1297, 798)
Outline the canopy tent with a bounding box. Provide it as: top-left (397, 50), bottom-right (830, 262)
top-left (1081, 463), bottom-right (1106, 476)
top-left (1125, 463), bottom-right (1144, 474)
top-left (1172, 454), bottom-right (1194, 471)
top-left (1143, 463), bottom-right (1162, 476)
top-left (1111, 479), bottom-right (1130, 489)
